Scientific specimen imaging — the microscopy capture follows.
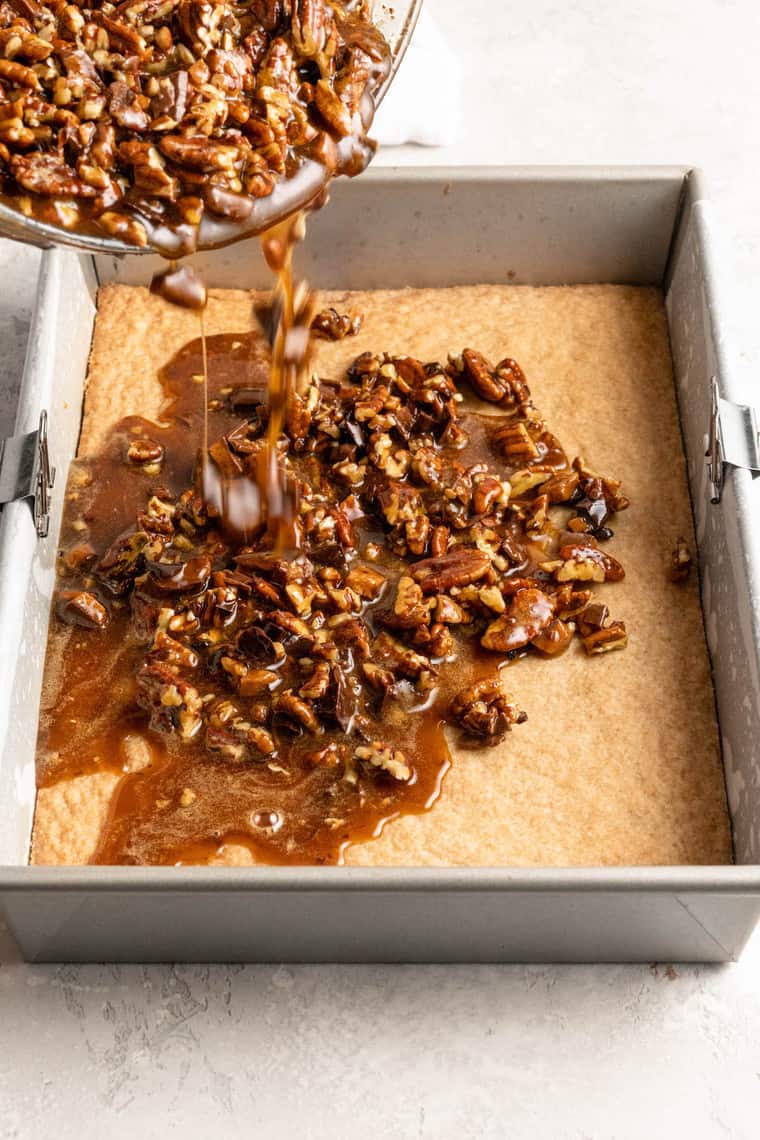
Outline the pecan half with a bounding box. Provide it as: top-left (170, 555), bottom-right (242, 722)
top-left (410, 549), bottom-right (491, 594)
top-left (451, 349), bottom-right (528, 410)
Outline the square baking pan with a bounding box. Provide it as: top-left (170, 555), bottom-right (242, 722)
top-left (2, 165), bottom-right (760, 964)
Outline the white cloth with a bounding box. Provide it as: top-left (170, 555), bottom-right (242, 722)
top-left (372, 8), bottom-right (461, 147)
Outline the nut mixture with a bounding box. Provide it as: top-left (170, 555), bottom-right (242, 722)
top-left (0, 0), bottom-right (389, 249)
top-left (50, 331), bottom-right (631, 864)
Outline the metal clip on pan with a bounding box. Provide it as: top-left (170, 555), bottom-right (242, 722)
top-left (706, 377), bottom-right (760, 503)
top-left (0, 410), bottom-right (55, 537)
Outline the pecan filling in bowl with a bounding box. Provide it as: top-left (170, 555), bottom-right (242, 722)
top-left (44, 326), bottom-right (631, 866)
top-left (0, 0), bottom-right (389, 252)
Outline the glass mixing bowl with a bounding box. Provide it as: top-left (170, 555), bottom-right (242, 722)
top-left (0, 0), bottom-right (423, 255)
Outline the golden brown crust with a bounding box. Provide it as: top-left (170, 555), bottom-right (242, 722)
top-left (31, 282), bottom-right (732, 866)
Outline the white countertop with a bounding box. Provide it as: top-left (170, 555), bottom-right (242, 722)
top-left (2, 2), bottom-right (760, 1136)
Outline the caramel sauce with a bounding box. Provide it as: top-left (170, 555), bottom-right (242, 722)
top-left (151, 213), bottom-right (313, 548)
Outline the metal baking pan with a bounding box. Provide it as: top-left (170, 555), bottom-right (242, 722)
top-left (2, 166), bottom-right (760, 964)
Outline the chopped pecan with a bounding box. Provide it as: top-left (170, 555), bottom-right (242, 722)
top-left (330, 615), bottom-right (371, 660)
top-left (291, 0), bottom-right (332, 55)
top-left (264, 608), bottom-right (311, 639)
top-left (508, 468), bottom-right (551, 497)
top-left (531, 618), bottom-right (573, 657)
top-left (670, 537), bottom-right (692, 584)
top-left (405, 515), bottom-right (430, 556)
top-left (576, 602), bottom-right (609, 638)
top-left (153, 630), bottom-right (198, 670)
top-left (472, 475), bottom-right (510, 515)
top-left (372, 631), bottom-right (435, 684)
top-left (56, 589), bottom-right (109, 629)
top-left (239, 668), bottom-right (280, 696)
top-left (556, 587), bottom-right (594, 620)
top-left (390, 576), bottom-right (432, 628)
top-left (413, 621), bottom-right (454, 659)
top-left (477, 585), bottom-right (506, 613)
top-left (207, 700), bottom-right (276, 758)
top-left (481, 588), bottom-right (555, 653)
top-left (299, 660), bottom-right (331, 700)
top-left (555, 545), bottom-right (625, 583)
top-left (311, 307), bottom-right (362, 340)
top-left (523, 493), bottom-right (550, 536)
top-left (430, 525), bottom-right (450, 557)
top-left (355, 742), bottom-right (411, 781)
top-left (325, 584), bottom-right (361, 613)
top-left (434, 595), bottom-right (467, 625)
top-left (147, 556), bottom-right (211, 595)
top-left (449, 678), bottom-right (526, 740)
top-left (573, 457), bottom-right (630, 514)
top-left (108, 81), bottom-right (149, 132)
top-left (373, 479), bottom-right (423, 527)
top-left (492, 422), bottom-right (539, 464)
top-left (411, 446), bottom-right (444, 488)
top-left (581, 620), bottom-right (628, 655)
top-left (344, 564), bottom-right (386, 600)
top-left (119, 140), bottom-right (177, 199)
top-left (361, 661), bottom-right (396, 693)
top-left (0, 28), bottom-right (52, 62)
top-left (541, 469), bottom-right (580, 504)
top-left (272, 690), bottom-right (320, 733)
top-left (136, 660), bottom-right (203, 741)
top-left (314, 78), bottom-right (352, 136)
top-left (0, 58), bottom-right (38, 88)
top-left (98, 530), bottom-right (164, 591)
top-left (127, 438), bottom-right (164, 468)
top-left (306, 742), bottom-right (345, 768)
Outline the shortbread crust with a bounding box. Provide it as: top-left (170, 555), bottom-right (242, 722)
top-left (31, 283), bottom-right (732, 866)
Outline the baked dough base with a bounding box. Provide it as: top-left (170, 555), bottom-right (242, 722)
top-left (31, 282), bottom-right (733, 866)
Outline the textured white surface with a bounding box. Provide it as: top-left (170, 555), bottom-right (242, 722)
top-left (373, 8), bottom-right (462, 146)
top-left (3, 0), bottom-right (760, 1134)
